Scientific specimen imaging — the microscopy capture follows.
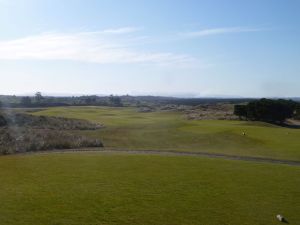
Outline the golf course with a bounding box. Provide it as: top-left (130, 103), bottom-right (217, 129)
top-left (0, 106), bottom-right (299, 225)
top-left (33, 106), bottom-right (300, 160)
top-left (0, 152), bottom-right (299, 225)
top-left (1, 0), bottom-right (300, 224)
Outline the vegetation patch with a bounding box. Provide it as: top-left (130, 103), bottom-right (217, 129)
top-left (5, 112), bottom-right (104, 130)
top-left (0, 128), bottom-right (102, 154)
top-left (234, 98), bottom-right (299, 124)
top-left (0, 112), bottom-right (103, 154)
top-left (184, 103), bottom-right (238, 120)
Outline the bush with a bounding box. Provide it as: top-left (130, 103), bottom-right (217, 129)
top-left (5, 113), bottom-right (104, 130)
top-left (0, 114), bottom-right (7, 126)
top-left (295, 105), bottom-right (300, 120)
top-left (234, 98), bottom-right (297, 123)
top-left (234, 105), bottom-right (247, 119)
top-left (0, 112), bottom-right (104, 155)
top-left (0, 128), bottom-right (103, 154)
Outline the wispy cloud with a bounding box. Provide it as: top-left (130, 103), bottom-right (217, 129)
top-left (180, 27), bottom-right (262, 38)
top-left (0, 26), bottom-right (261, 67)
top-left (102, 27), bottom-right (140, 34)
top-left (79, 27), bottom-right (141, 35)
top-left (0, 28), bottom-right (199, 67)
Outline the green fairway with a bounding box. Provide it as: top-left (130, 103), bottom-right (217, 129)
top-left (0, 153), bottom-right (299, 225)
top-left (33, 107), bottom-right (300, 160)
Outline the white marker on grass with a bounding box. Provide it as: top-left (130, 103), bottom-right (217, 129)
top-left (276, 214), bottom-right (285, 222)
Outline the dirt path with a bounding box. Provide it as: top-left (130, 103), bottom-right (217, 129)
top-left (26, 148), bottom-right (300, 166)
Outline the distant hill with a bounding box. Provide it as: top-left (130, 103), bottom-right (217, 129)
top-left (292, 97), bottom-right (300, 102)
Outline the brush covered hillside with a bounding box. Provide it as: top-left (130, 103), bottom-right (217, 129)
top-left (0, 111), bottom-right (103, 154)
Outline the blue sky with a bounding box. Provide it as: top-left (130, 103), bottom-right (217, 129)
top-left (0, 0), bottom-right (299, 97)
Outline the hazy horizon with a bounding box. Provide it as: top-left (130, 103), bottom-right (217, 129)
top-left (1, 91), bottom-right (300, 99)
top-left (1, 0), bottom-right (299, 97)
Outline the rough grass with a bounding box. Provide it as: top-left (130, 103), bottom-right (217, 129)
top-left (0, 127), bottom-right (103, 154)
top-left (2, 112), bottom-right (103, 130)
top-left (33, 106), bottom-right (300, 160)
top-left (0, 153), bottom-right (299, 225)
top-left (0, 112), bottom-right (103, 154)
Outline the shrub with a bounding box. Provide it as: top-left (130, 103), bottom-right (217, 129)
top-left (0, 112), bottom-right (104, 155)
top-left (0, 114), bottom-right (7, 126)
top-left (295, 105), bottom-right (300, 120)
top-left (234, 105), bottom-right (247, 119)
top-left (5, 113), bottom-right (104, 130)
top-left (234, 99), bottom-right (297, 123)
top-left (0, 128), bottom-right (103, 154)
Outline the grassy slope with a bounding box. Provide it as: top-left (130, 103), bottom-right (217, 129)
top-left (33, 107), bottom-right (300, 160)
top-left (0, 153), bottom-right (299, 225)
top-left (2, 107), bottom-right (299, 225)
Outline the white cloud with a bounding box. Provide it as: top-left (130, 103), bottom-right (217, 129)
top-left (102, 27), bottom-right (140, 34)
top-left (78, 27), bottom-right (140, 36)
top-left (0, 26), bottom-right (260, 67)
top-left (180, 27), bottom-right (261, 38)
top-left (0, 29), bottom-right (199, 67)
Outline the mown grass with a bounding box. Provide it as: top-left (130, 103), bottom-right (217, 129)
top-left (33, 106), bottom-right (300, 160)
top-left (0, 153), bottom-right (299, 225)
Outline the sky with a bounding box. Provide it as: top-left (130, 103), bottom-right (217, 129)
top-left (0, 0), bottom-right (299, 97)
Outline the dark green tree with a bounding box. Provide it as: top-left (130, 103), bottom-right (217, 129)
top-left (109, 95), bottom-right (122, 107)
top-left (234, 98), bottom-right (297, 123)
top-left (35, 92), bottom-right (43, 104)
top-left (84, 96), bottom-right (97, 105)
top-left (0, 114), bottom-right (6, 126)
top-left (295, 104), bottom-right (300, 120)
top-left (234, 105), bottom-right (247, 119)
top-left (21, 96), bottom-right (32, 106)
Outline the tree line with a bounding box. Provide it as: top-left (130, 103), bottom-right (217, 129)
top-left (234, 98), bottom-right (299, 123)
top-left (0, 92), bottom-right (123, 108)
